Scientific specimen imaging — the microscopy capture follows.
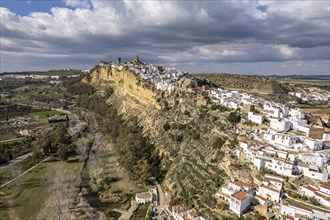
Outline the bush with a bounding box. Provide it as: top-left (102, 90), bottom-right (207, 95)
top-left (309, 197), bottom-right (320, 206)
top-left (289, 183), bottom-right (297, 190)
top-left (163, 122), bottom-right (171, 131)
top-left (175, 134), bottom-right (183, 143)
top-left (212, 136), bottom-right (227, 149)
top-left (184, 110), bottom-right (191, 116)
top-left (227, 111), bottom-right (241, 124)
top-left (219, 202), bottom-right (229, 210)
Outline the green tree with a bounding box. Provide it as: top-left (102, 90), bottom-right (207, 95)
top-left (227, 111), bottom-right (241, 124)
top-left (163, 122), bottom-right (171, 131)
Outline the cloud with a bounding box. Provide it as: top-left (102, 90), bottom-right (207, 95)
top-left (62, 0), bottom-right (91, 9)
top-left (0, 0), bottom-right (329, 75)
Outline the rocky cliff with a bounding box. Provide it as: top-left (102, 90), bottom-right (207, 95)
top-left (83, 64), bottom-right (260, 219)
top-left (86, 66), bottom-right (159, 107)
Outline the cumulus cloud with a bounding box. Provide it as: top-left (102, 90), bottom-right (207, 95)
top-left (63, 0), bottom-right (91, 8)
top-left (0, 0), bottom-right (329, 75)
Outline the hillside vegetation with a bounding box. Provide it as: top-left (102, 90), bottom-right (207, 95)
top-left (195, 73), bottom-right (290, 94)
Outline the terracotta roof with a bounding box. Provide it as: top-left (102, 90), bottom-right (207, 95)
top-left (315, 192), bottom-right (330, 201)
top-left (232, 180), bottom-right (250, 187)
top-left (184, 217), bottom-right (192, 220)
top-left (302, 185), bottom-right (318, 192)
top-left (232, 180), bottom-right (257, 188)
top-left (255, 195), bottom-right (268, 201)
top-left (282, 198), bottom-right (329, 213)
top-left (178, 209), bottom-right (187, 214)
top-left (232, 191), bottom-right (249, 201)
top-left (189, 210), bottom-right (198, 217)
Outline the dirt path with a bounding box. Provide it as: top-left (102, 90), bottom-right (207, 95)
top-left (0, 137), bottom-right (24, 143)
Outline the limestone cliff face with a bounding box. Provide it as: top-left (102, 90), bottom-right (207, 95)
top-left (86, 66), bottom-right (159, 107)
top-left (85, 65), bottom-right (166, 158)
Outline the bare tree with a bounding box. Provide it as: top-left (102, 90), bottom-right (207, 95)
top-left (37, 164), bottom-right (78, 220)
top-left (75, 137), bottom-right (90, 161)
top-left (7, 165), bottom-right (22, 186)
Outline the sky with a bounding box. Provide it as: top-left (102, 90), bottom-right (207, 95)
top-left (0, 0), bottom-right (329, 75)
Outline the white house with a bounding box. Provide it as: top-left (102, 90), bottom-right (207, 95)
top-left (229, 190), bottom-right (253, 216)
top-left (281, 198), bottom-right (330, 220)
top-left (273, 133), bottom-right (299, 148)
top-left (322, 131), bottom-right (330, 141)
top-left (298, 185), bottom-right (318, 197)
top-left (255, 195), bottom-right (268, 205)
top-left (263, 104), bottom-right (284, 118)
top-left (248, 112), bottom-right (264, 125)
top-left (229, 101), bottom-right (239, 110)
top-left (263, 133), bottom-right (275, 142)
top-left (289, 108), bottom-right (306, 120)
top-left (263, 174), bottom-right (284, 190)
top-left (218, 180), bottom-right (257, 203)
top-left (221, 180), bottom-right (257, 196)
top-left (269, 119), bottom-right (291, 132)
top-left (304, 138), bottom-right (323, 151)
top-left (297, 162), bottom-right (328, 182)
top-left (257, 184), bottom-right (282, 202)
top-left (298, 185), bottom-right (330, 208)
top-left (135, 192), bottom-right (153, 204)
top-left (172, 205), bottom-right (205, 220)
top-left (265, 158), bottom-right (296, 177)
top-left (253, 157), bottom-right (267, 171)
top-left (299, 153), bottom-right (325, 167)
top-left (239, 142), bottom-right (249, 152)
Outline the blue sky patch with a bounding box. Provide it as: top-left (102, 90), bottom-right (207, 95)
top-left (0, 0), bottom-right (64, 16)
top-left (256, 4), bottom-right (268, 12)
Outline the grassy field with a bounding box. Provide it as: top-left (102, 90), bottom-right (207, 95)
top-left (132, 204), bottom-right (149, 220)
top-left (0, 157), bottom-right (82, 220)
top-left (278, 79), bottom-right (330, 86)
top-left (28, 110), bottom-right (65, 117)
top-left (301, 108), bottom-right (330, 121)
top-left (0, 132), bottom-right (18, 141)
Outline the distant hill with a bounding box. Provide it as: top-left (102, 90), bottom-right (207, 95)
top-left (259, 74), bottom-right (330, 80)
top-left (195, 73), bottom-right (291, 95)
top-left (0, 69), bottom-right (84, 77)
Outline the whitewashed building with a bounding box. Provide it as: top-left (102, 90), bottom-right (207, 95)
top-left (258, 184), bottom-right (282, 202)
top-left (304, 138), bottom-right (323, 150)
top-left (248, 112), bottom-right (264, 125)
top-left (297, 162), bottom-right (328, 182)
top-left (281, 198), bottom-right (330, 220)
top-left (135, 192), bottom-right (153, 204)
top-left (273, 133), bottom-right (299, 148)
top-left (229, 190), bottom-right (253, 216)
top-left (269, 118), bottom-right (292, 132)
